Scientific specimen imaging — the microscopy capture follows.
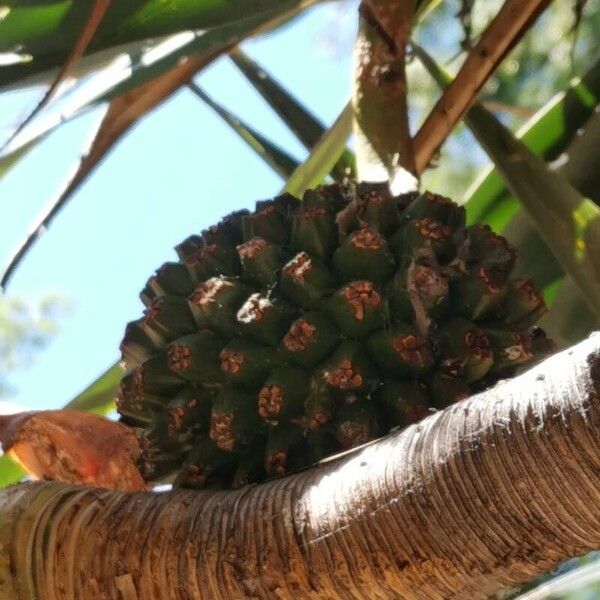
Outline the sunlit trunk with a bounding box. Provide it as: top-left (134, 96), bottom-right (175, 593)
top-left (0, 333), bottom-right (598, 600)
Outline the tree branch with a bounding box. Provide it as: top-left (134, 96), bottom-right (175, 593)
top-left (1, 332), bottom-right (599, 599)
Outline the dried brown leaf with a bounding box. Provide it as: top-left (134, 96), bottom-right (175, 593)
top-left (0, 410), bottom-right (146, 491)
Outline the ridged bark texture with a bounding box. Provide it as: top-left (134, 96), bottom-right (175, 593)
top-left (0, 333), bottom-right (599, 600)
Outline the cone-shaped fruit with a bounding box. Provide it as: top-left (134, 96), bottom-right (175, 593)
top-left (118, 183), bottom-right (553, 489)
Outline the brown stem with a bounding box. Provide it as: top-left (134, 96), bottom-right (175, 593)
top-left (1, 333), bottom-right (599, 599)
top-left (413, 0), bottom-right (551, 174)
top-left (353, 0), bottom-right (417, 182)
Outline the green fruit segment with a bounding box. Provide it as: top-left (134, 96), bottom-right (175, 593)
top-left (306, 430), bottom-right (339, 463)
top-left (320, 341), bottom-right (374, 391)
top-left (188, 276), bottom-right (250, 334)
top-left (465, 224), bottom-right (516, 272)
top-left (355, 184), bottom-right (400, 235)
top-left (210, 386), bottom-right (262, 451)
top-left (166, 385), bottom-right (212, 435)
top-left (202, 210), bottom-right (247, 248)
top-left (280, 252), bottom-right (334, 308)
top-left (290, 202), bottom-right (337, 260)
top-left (436, 319), bottom-right (494, 383)
top-left (333, 227), bottom-right (395, 284)
top-left (242, 200), bottom-right (290, 244)
top-left (390, 263), bottom-right (450, 321)
top-left (175, 235), bottom-right (203, 261)
top-left (120, 318), bottom-right (165, 370)
top-left (403, 191), bottom-right (466, 229)
top-left (184, 240), bottom-right (239, 281)
top-left (166, 330), bottom-right (224, 384)
top-left (304, 388), bottom-right (335, 431)
top-left (219, 338), bottom-right (276, 386)
top-left (334, 399), bottom-right (379, 450)
top-left (236, 294), bottom-right (296, 346)
top-left (237, 237), bottom-right (282, 287)
top-left (266, 423), bottom-right (304, 477)
top-left (117, 183), bottom-right (553, 490)
top-left (258, 365), bottom-right (309, 423)
top-left (143, 296), bottom-right (196, 341)
top-left (130, 354), bottom-right (185, 396)
top-left (141, 262), bottom-right (195, 306)
top-left (378, 379), bottom-right (431, 424)
top-left (366, 325), bottom-right (433, 377)
top-left (452, 267), bottom-right (507, 320)
top-left (502, 279), bottom-right (548, 327)
top-left (281, 311), bottom-right (339, 368)
top-left (231, 446), bottom-right (267, 489)
top-left (429, 372), bottom-right (470, 409)
top-left (327, 281), bottom-right (384, 338)
top-left (175, 437), bottom-right (236, 489)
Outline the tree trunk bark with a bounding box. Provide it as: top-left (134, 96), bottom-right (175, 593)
top-left (1, 332), bottom-right (599, 600)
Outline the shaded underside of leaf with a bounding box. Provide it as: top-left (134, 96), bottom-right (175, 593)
top-left (188, 82), bottom-right (300, 180)
top-left (230, 48), bottom-right (355, 181)
top-left (352, 1), bottom-right (416, 183)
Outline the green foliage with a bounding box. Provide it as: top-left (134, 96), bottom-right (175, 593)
top-left (0, 0), bottom-right (318, 88)
top-left (0, 295), bottom-right (67, 398)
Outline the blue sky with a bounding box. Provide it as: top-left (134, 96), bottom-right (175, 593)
top-left (0, 2), bottom-right (357, 410)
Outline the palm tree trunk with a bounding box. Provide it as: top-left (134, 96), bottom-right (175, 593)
top-left (0, 332), bottom-right (599, 600)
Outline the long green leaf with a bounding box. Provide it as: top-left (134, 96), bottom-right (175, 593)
top-left (283, 102), bottom-right (353, 197)
top-left (0, 0), bottom-right (318, 88)
top-left (0, 13), bottom-right (298, 180)
top-left (188, 82), bottom-right (300, 180)
top-left (229, 48), bottom-right (355, 180)
top-left (464, 57), bottom-right (600, 225)
top-left (0, 0), bottom-right (112, 153)
top-left (505, 110), bottom-right (600, 286)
